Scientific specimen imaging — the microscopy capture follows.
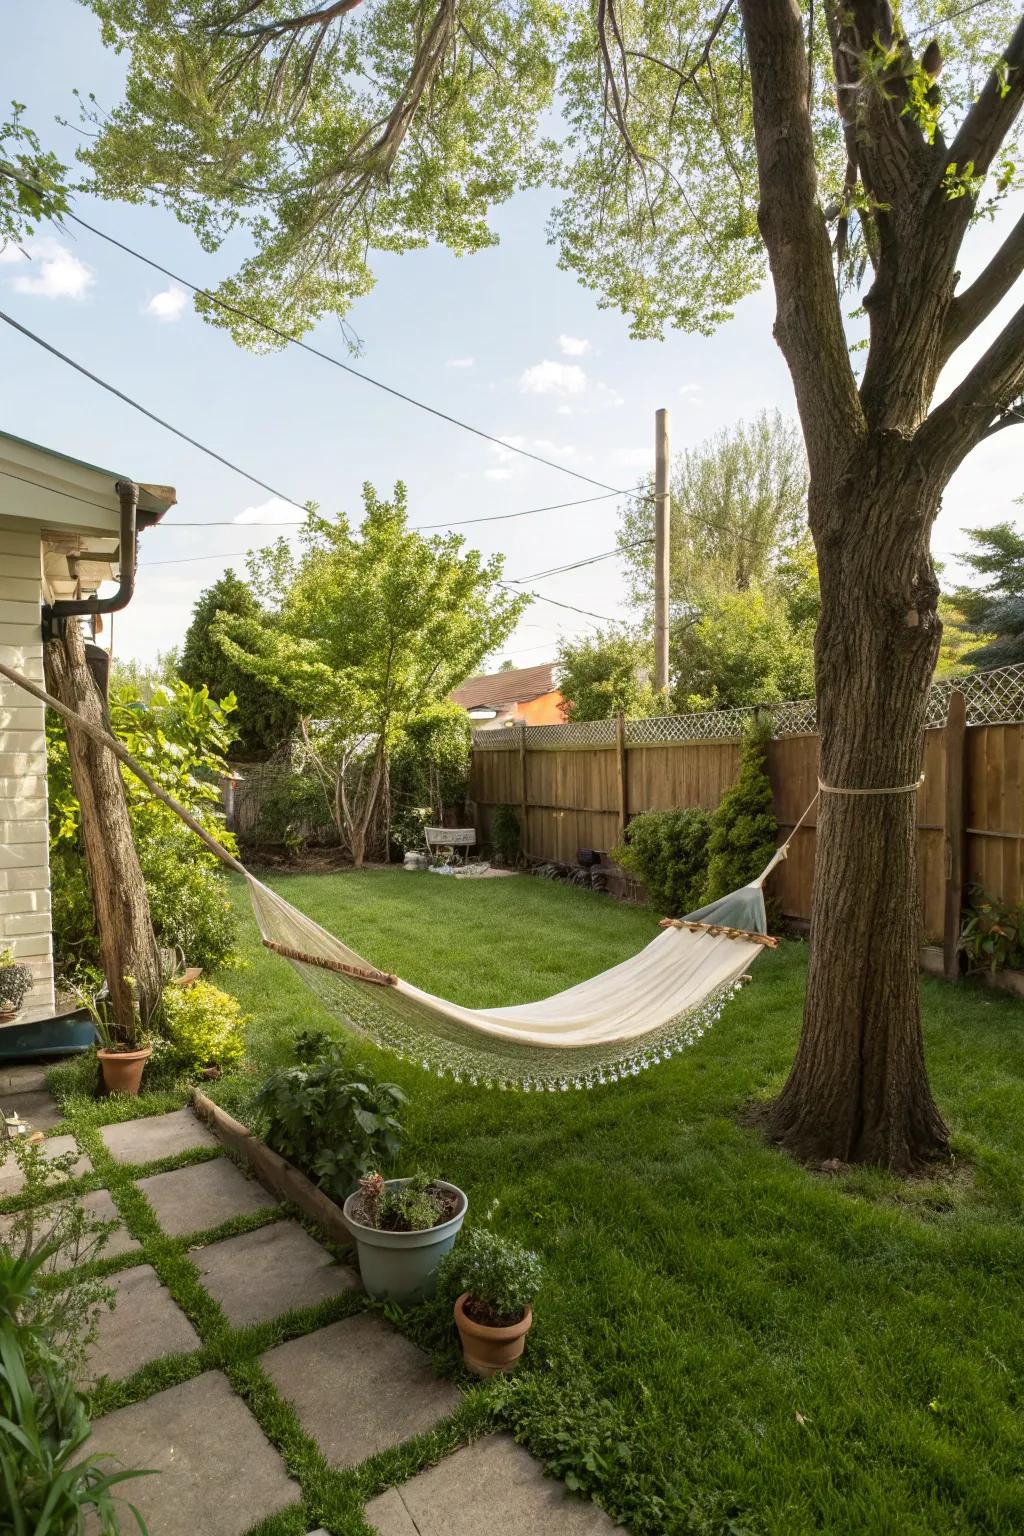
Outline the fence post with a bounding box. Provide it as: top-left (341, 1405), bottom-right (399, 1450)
top-left (519, 723), bottom-right (529, 861)
top-left (943, 688), bottom-right (968, 981)
top-left (616, 712), bottom-right (628, 846)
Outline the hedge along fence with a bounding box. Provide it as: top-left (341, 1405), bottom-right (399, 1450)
top-left (470, 662), bottom-right (1024, 972)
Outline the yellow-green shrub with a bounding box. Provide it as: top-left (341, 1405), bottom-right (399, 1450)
top-left (160, 980), bottom-right (247, 1071)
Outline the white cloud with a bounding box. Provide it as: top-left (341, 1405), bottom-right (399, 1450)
top-left (679, 382), bottom-right (704, 405)
top-left (233, 497), bottom-right (302, 527)
top-left (558, 334), bottom-right (592, 357)
top-left (446, 356), bottom-right (475, 369)
top-left (3, 238), bottom-right (94, 300)
top-left (519, 360), bottom-right (588, 398)
top-left (145, 284), bottom-right (188, 322)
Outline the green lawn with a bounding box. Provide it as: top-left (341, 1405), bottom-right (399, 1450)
top-left (218, 868), bottom-right (1024, 1536)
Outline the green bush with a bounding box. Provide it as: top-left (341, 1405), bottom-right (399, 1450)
top-left (252, 1042), bottom-right (406, 1203)
top-left (0, 1242), bottom-right (150, 1532)
top-left (958, 887), bottom-right (1024, 973)
top-left (701, 721), bottom-right (779, 905)
top-left (437, 1227), bottom-right (542, 1326)
top-left (160, 980), bottom-right (248, 1071)
top-left (490, 805), bottom-right (521, 866)
top-left (389, 703), bottom-right (472, 857)
top-left (611, 808), bottom-right (712, 916)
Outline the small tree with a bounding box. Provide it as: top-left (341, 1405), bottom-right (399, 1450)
top-left (671, 587), bottom-right (816, 713)
top-left (702, 724), bottom-right (779, 907)
top-left (557, 629), bottom-right (657, 721)
top-left (216, 484), bottom-right (526, 865)
top-left (954, 521), bottom-right (1024, 668)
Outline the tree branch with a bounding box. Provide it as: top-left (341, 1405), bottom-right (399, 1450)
top-left (216, 0), bottom-right (363, 39)
top-left (738, 0), bottom-right (864, 480)
top-left (917, 297), bottom-right (1024, 475)
top-left (945, 13), bottom-right (1024, 181)
top-left (943, 207), bottom-right (1024, 358)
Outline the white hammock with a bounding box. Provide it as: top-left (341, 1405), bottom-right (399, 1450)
top-left (0, 660), bottom-right (791, 1091)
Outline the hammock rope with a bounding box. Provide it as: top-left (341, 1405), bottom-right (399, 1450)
top-left (0, 658), bottom-right (810, 1090)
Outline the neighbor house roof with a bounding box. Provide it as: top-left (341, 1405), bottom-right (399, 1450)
top-left (451, 663), bottom-right (559, 710)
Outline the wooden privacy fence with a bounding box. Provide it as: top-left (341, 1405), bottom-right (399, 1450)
top-left (470, 663), bottom-right (1024, 971)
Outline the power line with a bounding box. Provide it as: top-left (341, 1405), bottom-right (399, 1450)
top-left (158, 490), bottom-right (623, 530)
top-left (500, 584), bottom-right (620, 625)
top-left (509, 538), bottom-right (652, 584)
top-left (0, 309), bottom-right (308, 511)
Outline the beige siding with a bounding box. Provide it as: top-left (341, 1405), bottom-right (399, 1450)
top-left (0, 522), bottom-right (53, 1016)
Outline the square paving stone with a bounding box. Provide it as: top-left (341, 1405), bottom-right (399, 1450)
top-left (100, 1108), bottom-right (218, 1165)
top-left (84, 1263), bottom-right (202, 1386)
top-left (0, 1188), bottom-right (141, 1271)
top-left (194, 1218), bottom-right (359, 1327)
top-left (137, 1157), bottom-right (277, 1237)
top-left (365, 1434), bottom-right (622, 1535)
top-left (87, 1370), bottom-right (295, 1536)
top-left (261, 1311), bottom-right (461, 1469)
top-left (0, 1133), bottom-right (90, 1197)
top-left (2, 1087), bottom-right (63, 1132)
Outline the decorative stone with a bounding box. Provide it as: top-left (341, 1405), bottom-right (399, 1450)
top-left (137, 1157), bottom-right (277, 1238)
top-left (0, 1187), bottom-right (141, 1271)
top-left (83, 1263), bottom-right (201, 1386)
top-left (261, 1312), bottom-right (460, 1468)
top-left (193, 1219), bottom-right (359, 1327)
top-left (86, 1371), bottom-right (295, 1536)
top-left (100, 1108), bottom-right (218, 1165)
top-left (0, 1133), bottom-right (90, 1197)
top-left (364, 1435), bottom-right (622, 1534)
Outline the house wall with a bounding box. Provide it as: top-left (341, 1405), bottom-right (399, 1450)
top-left (516, 690), bottom-right (566, 726)
top-left (0, 517), bottom-right (54, 1017)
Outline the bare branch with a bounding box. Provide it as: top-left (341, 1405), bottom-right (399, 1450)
top-left (944, 207), bottom-right (1024, 358)
top-left (216, 0), bottom-right (363, 40)
top-left (917, 297), bottom-right (1024, 474)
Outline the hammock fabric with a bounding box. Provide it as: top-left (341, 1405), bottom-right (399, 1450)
top-left (0, 658), bottom-right (792, 1092)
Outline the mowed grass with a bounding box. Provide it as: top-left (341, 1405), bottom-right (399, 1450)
top-left (221, 869), bottom-right (1024, 1536)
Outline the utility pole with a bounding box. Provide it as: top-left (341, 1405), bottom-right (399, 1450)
top-left (654, 406), bottom-right (670, 695)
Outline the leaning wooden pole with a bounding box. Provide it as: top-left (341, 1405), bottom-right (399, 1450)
top-left (654, 407), bottom-right (671, 696)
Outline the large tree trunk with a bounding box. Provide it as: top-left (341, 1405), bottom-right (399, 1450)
top-left (45, 619), bottom-right (162, 1036)
top-left (765, 445), bottom-right (950, 1171)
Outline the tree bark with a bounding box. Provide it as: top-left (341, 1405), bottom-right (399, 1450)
top-left (764, 445), bottom-right (950, 1170)
top-left (45, 619), bottom-right (162, 1037)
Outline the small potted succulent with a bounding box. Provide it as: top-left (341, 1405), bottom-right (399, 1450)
top-left (0, 948), bottom-right (34, 1023)
top-left (342, 1170), bottom-right (468, 1303)
top-left (74, 976), bottom-right (153, 1097)
top-left (440, 1228), bottom-right (542, 1377)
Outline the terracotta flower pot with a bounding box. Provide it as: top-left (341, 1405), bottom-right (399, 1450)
top-left (454, 1292), bottom-right (533, 1377)
top-left (97, 1045), bottom-right (152, 1096)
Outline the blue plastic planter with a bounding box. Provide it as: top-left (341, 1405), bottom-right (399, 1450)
top-left (343, 1178), bottom-right (467, 1303)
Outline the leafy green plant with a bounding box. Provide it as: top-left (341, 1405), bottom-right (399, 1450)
top-left (437, 1228), bottom-right (542, 1327)
top-left (0, 949), bottom-right (33, 1014)
top-left (160, 980), bottom-right (248, 1072)
top-left (252, 1044), bottom-right (406, 1203)
top-left (0, 1242), bottom-right (150, 1533)
top-left (611, 809), bottom-right (712, 916)
top-left (490, 805), bottom-right (521, 867)
top-left (958, 887), bottom-right (1024, 974)
top-left (353, 1170), bottom-right (454, 1232)
top-left (701, 721), bottom-right (779, 908)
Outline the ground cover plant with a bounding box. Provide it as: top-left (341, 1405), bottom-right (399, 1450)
top-left (211, 868), bottom-right (1024, 1535)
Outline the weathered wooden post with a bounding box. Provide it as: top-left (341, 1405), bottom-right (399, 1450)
top-left (519, 722), bottom-right (529, 862)
top-left (615, 711), bottom-right (628, 846)
top-left (943, 688), bottom-right (968, 982)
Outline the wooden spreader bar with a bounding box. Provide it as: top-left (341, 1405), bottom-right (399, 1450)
top-left (658, 919), bottom-right (778, 948)
top-left (262, 939), bottom-right (398, 986)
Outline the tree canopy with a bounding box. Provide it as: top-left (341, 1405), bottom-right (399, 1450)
top-left (954, 520), bottom-right (1024, 667)
top-left (556, 627), bottom-right (656, 721)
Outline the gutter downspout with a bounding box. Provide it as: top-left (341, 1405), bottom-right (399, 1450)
top-left (42, 479), bottom-right (139, 624)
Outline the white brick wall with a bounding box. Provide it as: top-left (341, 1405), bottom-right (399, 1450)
top-left (0, 522), bottom-right (54, 1016)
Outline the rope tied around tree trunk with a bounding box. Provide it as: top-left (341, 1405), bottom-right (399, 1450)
top-left (817, 775), bottom-right (924, 795)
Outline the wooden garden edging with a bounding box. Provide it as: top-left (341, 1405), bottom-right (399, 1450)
top-left (190, 1088), bottom-right (354, 1249)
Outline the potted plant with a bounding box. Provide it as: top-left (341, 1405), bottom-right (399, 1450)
top-left (0, 948), bottom-right (34, 1023)
top-left (73, 977), bottom-right (153, 1097)
top-left (440, 1227), bottom-right (542, 1377)
top-left (342, 1170), bottom-right (468, 1303)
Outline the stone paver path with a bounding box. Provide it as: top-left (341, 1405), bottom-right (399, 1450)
top-left (137, 1154), bottom-right (277, 1236)
top-left (365, 1434), bottom-right (622, 1534)
top-left (195, 1217), bottom-right (359, 1327)
top-left (0, 1132), bottom-right (90, 1196)
top-left (88, 1370), bottom-right (295, 1536)
top-left (84, 1263), bottom-right (202, 1386)
top-left (0, 1187), bottom-right (142, 1271)
top-left (100, 1106), bottom-right (218, 1164)
top-left (262, 1312), bottom-right (461, 1469)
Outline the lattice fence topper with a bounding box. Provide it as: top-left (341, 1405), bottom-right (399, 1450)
top-left (470, 662), bottom-right (1024, 751)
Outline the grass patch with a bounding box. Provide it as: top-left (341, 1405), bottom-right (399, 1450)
top-left (213, 868), bottom-right (1024, 1536)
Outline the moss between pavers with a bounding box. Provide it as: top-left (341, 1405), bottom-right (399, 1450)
top-left (23, 1083), bottom-right (501, 1536)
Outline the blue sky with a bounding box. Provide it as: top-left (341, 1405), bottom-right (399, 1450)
top-left (1, 0), bottom-right (1021, 668)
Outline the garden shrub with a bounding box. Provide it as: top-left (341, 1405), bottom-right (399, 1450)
top-left (701, 721), bottom-right (779, 906)
top-left (437, 1227), bottom-right (542, 1326)
top-left (389, 702), bottom-right (472, 855)
top-left (252, 1042), bottom-right (406, 1203)
top-left (490, 804), bottom-right (521, 866)
top-left (958, 887), bottom-right (1024, 972)
top-left (611, 808), bottom-right (712, 916)
top-left (160, 980), bottom-right (248, 1072)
